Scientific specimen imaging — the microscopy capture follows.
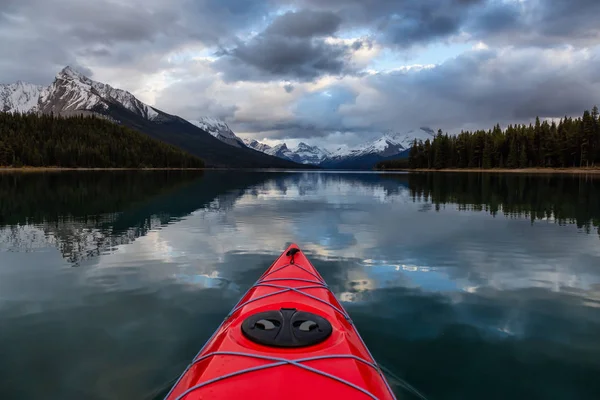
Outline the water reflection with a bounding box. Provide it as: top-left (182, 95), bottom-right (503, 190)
top-left (407, 173), bottom-right (600, 235)
top-left (1, 171), bottom-right (599, 399)
top-left (0, 171), bottom-right (282, 265)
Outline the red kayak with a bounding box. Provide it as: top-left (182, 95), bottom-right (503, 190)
top-left (165, 244), bottom-right (396, 400)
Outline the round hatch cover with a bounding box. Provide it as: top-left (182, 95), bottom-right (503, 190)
top-left (241, 308), bottom-right (333, 348)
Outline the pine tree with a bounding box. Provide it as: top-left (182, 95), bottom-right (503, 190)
top-left (519, 143), bottom-right (528, 168)
top-left (482, 137), bottom-right (492, 169)
top-left (424, 139), bottom-right (432, 169)
top-left (507, 135), bottom-right (519, 168)
top-left (433, 130), bottom-right (447, 169)
top-left (408, 139), bottom-right (418, 168)
top-left (0, 141), bottom-right (12, 166)
top-left (582, 110), bottom-right (593, 167)
top-left (534, 116), bottom-right (543, 166)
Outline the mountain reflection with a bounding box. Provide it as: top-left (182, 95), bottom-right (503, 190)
top-left (2, 171), bottom-right (599, 268)
top-left (0, 171), bottom-right (286, 265)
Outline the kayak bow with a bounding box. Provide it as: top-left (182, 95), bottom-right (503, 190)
top-left (165, 244), bottom-right (396, 400)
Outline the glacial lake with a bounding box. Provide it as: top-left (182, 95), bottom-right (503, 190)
top-left (0, 170), bottom-right (599, 400)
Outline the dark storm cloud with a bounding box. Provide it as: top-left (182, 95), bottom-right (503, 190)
top-left (467, 1), bottom-right (522, 35)
top-left (210, 8), bottom-right (358, 82)
top-left (463, 0), bottom-right (600, 47)
top-left (279, 0), bottom-right (486, 47)
top-left (265, 9), bottom-right (342, 38)
top-left (279, 0), bottom-right (600, 48)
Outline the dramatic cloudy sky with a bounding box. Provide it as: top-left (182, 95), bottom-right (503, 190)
top-left (2, 0), bottom-right (600, 148)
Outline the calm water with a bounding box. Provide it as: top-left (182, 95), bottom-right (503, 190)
top-left (1, 171), bottom-right (599, 400)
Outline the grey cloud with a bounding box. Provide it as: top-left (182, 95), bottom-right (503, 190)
top-left (68, 63), bottom-right (94, 79)
top-left (44, 1), bottom-right (180, 45)
top-left (280, 0), bottom-right (600, 48)
top-left (357, 46), bottom-right (600, 132)
top-left (283, 83), bottom-right (295, 93)
top-left (464, 0), bottom-right (600, 47)
top-left (384, 14), bottom-right (463, 47)
top-left (181, 0), bottom-right (271, 45)
top-left (215, 35), bottom-right (357, 82)
top-left (211, 7), bottom-right (361, 82)
top-left (0, 0), bottom-right (269, 84)
top-left (234, 45), bottom-right (600, 144)
top-left (154, 79), bottom-right (239, 121)
top-left (467, 2), bottom-right (522, 35)
top-left (279, 0), bottom-right (486, 47)
top-left (229, 84), bottom-right (359, 140)
top-left (265, 9), bottom-right (342, 38)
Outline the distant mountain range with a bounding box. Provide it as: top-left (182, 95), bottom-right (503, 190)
top-left (243, 129), bottom-right (435, 169)
top-left (0, 67), bottom-right (302, 169)
top-left (244, 140), bottom-right (332, 165)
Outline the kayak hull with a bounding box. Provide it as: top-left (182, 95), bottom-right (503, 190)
top-left (165, 244), bottom-right (396, 400)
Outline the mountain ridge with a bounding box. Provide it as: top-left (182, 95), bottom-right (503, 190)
top-left (0, 66), bottom-right (305, 169)
top-left (243, 128), bottom-right (434, 169)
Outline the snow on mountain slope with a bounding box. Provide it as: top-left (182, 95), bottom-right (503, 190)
top-left (328, 133), bottom-right (405, 160)
top-left (243, 139), bottom-right (331, 164)
top-left (188, 117), bottom-right (246, 148)
top-left (244, 138), bottom-right (273, 153)
top-left (396, 127), bottom-right (437, 148)
top-left (37, 66), bottom-right (160, 119)
top-left (0, 81), bottom-right (44, 113)
top-left (329, 128), bottom-right (436, 160)
top-left (293, 142), bottom-right (331, 164)
top-left (266, 143), bottom-right (296, 160)
top-left (0, 66), bottom-right (160, 120)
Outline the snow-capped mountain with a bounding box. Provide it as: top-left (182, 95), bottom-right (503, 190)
top-left (0, 66), bottom-right (305, 169)
top-left (329, 128), bottom-right (435, 160)
top-left (243, 128), bottom-right (434, 167)
top-left (0, 66), bottom-right (162, 120)
top-left (322, 128), bottom-right (436, 169)
top-left (0, 81), bottom-right (44, 113)
top-left (188, 117), bottom-right (246, 148)
top-left (293, 142), bottom-right (331, 165)
top-left (244, 138), bottom-right (273, 153)
top-left (265, 143), bottom-right (296, 160)
top-left (243, 139), bottom-right (331, 165)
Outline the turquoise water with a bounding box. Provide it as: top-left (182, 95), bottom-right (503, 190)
top-left (0, 171), bottom-right (599, 399)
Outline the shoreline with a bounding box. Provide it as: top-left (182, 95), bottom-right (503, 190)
top-left (0, 167), bottom-right (311, 172)
top-left (0, 167), bottom-right (209, 172)
top-left (379, 167), bottom-right (600, 174)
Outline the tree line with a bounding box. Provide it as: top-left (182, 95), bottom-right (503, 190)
top-left (0, 112), bottom-right (204, 168)
top-left (378, 106), bottom-right (600, 170)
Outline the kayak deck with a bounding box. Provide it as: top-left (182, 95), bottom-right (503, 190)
top-left (165, 244), bottom-right (396, 400)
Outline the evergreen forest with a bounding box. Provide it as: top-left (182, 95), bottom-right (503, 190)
top-left (378, 106), bottom-right (600, 170)
top-left (0, 113), bottom-right (204, 168)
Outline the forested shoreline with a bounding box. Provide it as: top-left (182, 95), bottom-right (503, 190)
top-left (377, 106), bottom-right (600, 170)
top-left (0, 113), bottom-right (204, 168)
